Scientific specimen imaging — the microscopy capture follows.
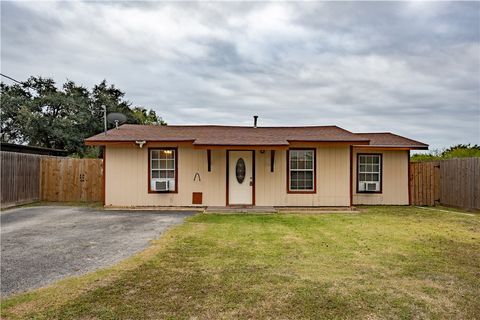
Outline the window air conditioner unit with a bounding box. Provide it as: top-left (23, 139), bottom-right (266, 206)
top-left (359, 182), bottom-right (379, 192)
top-left (366, 182), bottom-right (379, 191)
top-left (155, 180), bottom-right (169, 191)
top-left (152, 179), bottom-right (175, 191)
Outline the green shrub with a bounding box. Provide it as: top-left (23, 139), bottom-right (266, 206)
top-left (411, 144), bottom-right (480, 162)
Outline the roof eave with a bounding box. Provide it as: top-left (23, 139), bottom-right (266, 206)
top-left (353, 145), bottom-right (429, 150)
top-left (84, 139), bottom-right (195, 146)
top-left (192, 142), bottom-right (289, 150)
top-left (287, 139), bottom-right (370, 143)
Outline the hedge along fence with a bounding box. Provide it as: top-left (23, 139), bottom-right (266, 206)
top-left (410, 157), bottom-right (480, 211)
top-left (1, 151), bottom-right (103, 208)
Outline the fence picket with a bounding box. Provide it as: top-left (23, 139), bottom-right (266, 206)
top-left (410, 158), bottom-right (480, 210)
top-left (40, 156), bottom-right (103, 202)
top-left (1, 152), bottom-right (42, 207)
top-left (1, 151), bottom-right (103, 207)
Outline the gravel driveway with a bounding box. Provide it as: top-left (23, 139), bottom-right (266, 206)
top-left (1, 206), bottom-right (195, 296)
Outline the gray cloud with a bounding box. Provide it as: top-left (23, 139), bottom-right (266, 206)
top-left (1, 1), bottom-right (479, 150)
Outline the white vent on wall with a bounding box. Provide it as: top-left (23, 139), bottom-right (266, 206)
top-left (151, 179), bottom-right (175, 191)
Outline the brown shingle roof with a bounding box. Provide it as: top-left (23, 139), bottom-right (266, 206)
top-left (85, 124), bottom-right (369, 146)
top-left (354, 132), bottom-right (428, 149)
top-left (85, 124), bottom-right (428, 149)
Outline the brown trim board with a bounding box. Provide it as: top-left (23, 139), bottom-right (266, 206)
top-left (349, 145), bottom-right (353, 206)
top-left (408, 150), bottom-right (411, 205)
top-left (102, 146), bottom-right (106, 205)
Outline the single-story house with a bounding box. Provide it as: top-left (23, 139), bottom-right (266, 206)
top-left (85, 120), bottom-right (428, 208)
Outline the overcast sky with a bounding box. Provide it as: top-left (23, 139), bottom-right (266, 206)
top-left (1, 1), bottom-right (479, 150)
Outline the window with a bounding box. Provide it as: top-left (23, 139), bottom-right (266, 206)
top-left (357, 154), bottom-right (382, 192)
top-left (149, 148), bottom-right (177, 192)
top-left (288, 149), bottom-right (315, 192)
top-left (235, 158), bottom-right (246, 183)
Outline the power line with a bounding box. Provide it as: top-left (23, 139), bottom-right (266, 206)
top-left (0, 73), bottom-right (22, 84)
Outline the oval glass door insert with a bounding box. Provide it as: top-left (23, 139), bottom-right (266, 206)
top-left (235, 158), bottom-right (246, 183)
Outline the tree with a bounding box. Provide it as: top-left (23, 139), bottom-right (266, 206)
top-left (0, 82), bottom-right (31, 143)
top-left (411, 144), bottom-right (480, 162)
top-left (0, 76), bottom-right (166, 157)
top-left (132, 107), bottom-right (166, 125)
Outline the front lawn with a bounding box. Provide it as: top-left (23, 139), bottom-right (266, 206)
top-left (2, 206), bottom-right (479, 319)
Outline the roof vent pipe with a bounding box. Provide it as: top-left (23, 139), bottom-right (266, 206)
top-left (253, 115), bottom-right (258, 128)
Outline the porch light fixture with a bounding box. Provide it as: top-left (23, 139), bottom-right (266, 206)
top-left (135, 140), bottom-right (146, 148)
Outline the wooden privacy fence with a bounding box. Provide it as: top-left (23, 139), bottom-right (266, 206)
top-left (409, 161), bottom-right (440, 207)
top-left (1, 152), bottom-right (41, 207)
top-left (439, 158), bottom-right (480, 210)
top-left (410, 158), bottom-right (480, 210)
top-left (1, 151), bottom-right (103, 207)
top-left (41, 157), bottom-right (103, 202)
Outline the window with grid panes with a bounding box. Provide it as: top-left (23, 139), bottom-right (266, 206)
top-left (150, 149), bottom-right (176, 192)
top-left (288, 149), bottom-right (315, 192)
top-left (357, 154), bottom-right (381, 192)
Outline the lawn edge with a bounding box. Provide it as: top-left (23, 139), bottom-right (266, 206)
top-left (0, 215), bottom-right (195, 319)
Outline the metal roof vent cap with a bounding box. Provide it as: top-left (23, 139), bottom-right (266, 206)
top-left (253, 115), bottom-right (258, 128)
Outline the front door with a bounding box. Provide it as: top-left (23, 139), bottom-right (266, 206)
top-left (228, 151), bottom-right (253, 205)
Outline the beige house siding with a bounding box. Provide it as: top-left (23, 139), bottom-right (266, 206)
top-left (105, 143), bottom-right (352, 207)
top-left (352, 148), bottom-right (409, 205)
top-left (255, 146), bottom-right (350, 206)
top-left (105, 144), bottom-right (226, 207)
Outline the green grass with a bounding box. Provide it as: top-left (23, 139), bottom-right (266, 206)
top-left (2, 206), bottom-right (479, 319)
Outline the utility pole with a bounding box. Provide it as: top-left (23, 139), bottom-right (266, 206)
top-left (102, 105), bottom-right (107, 135)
